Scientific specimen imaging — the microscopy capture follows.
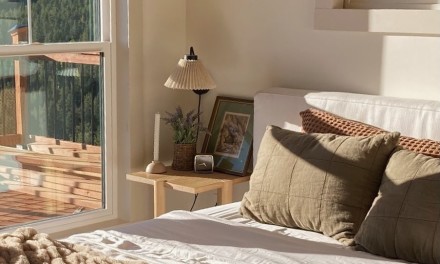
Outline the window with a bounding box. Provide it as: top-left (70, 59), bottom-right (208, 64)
top-left (0, 0), bottom-right (114, 232)
top-left (344, 0), bottom-right (440, 10)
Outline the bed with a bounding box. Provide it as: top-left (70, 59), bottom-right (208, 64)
top-left (6, 87), bottom-right (440, 264)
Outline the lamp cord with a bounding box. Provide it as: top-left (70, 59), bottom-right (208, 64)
top-left (190, 193), bottom-right (199, 211)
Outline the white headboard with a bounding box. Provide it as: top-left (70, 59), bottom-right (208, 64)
top-left (254, 87), bottom-right (440, 164)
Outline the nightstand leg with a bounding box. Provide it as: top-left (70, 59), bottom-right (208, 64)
top-left (154, 181), bottom-right (165, 217)
top-left (218, 181), bottom-right (233, 205)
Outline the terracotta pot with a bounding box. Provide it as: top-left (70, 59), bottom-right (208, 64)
top-left (172, 143), bottom-right (196, 171)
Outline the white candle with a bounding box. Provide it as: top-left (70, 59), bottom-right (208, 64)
top-left (153, 112), bottom-right (160, 161)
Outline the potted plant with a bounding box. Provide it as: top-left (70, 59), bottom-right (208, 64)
top-left (162, 106), bottom-right (208, 171)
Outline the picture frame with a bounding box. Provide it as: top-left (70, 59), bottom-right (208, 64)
top-left (202, 96), bottom-right (254, 176)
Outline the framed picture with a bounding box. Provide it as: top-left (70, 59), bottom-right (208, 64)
top-left (202, 96), bottom-right (254, 176)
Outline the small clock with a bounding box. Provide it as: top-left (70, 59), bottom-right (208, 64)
top-left (194, 155), bottom-right (214, 173)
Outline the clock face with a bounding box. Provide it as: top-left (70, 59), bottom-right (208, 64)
top-left (194, 155), bottom-right (214, 173)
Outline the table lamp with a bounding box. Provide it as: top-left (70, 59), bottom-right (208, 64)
top-left (164, 47), bottom-right (216, 141)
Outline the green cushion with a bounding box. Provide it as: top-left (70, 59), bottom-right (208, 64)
top-left (240, 126), bottom-right (399, 245)
top-left (355, 148), bottom-right (440, 263)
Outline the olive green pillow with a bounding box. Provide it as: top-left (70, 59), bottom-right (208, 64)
top-left (240, 126), bottom-right (400, 245)
top-left (355, 148), bottom-right (440, 264)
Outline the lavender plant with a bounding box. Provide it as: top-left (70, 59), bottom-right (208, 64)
top-left (162, 106), bottom-right (209, 144)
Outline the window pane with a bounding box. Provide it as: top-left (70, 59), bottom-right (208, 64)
top-left (0, 0), bottom-right (27, 45)
top-left (0, 52), bottom-right (103, 228)
top-left (0, 0), bottom-right (100, 45)
top-left (32, 0), bottom-right (101, 43)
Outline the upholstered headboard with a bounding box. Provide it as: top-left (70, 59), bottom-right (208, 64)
top-left (254, 87), bottom-right (440, 164)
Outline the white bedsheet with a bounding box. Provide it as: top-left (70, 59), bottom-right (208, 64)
top-left (65, 203), bottom-right (407, 264)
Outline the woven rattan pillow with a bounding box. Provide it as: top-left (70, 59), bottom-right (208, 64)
top-left (300, 108), bottom-right (440, 158)
top-left (355, 148), bottom-right (440, 264)
top-left (240, 126), bottom-right (400, 246)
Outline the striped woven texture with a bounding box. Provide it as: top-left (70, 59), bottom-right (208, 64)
top-left (300, 108), bottom-right (440, 158)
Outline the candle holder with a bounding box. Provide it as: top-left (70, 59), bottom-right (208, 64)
top-left (146, 112), bottom-right (167, 174)
top-left (146, 160), bottom-right (167, 174)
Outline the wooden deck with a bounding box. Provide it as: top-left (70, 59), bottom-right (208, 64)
top-left (0, 26), bottom-right (104, 228)
top-left (0, 140), bottom-right (102, 228)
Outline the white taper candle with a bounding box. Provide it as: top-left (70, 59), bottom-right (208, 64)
top-left (153, 112), bottom-right (160, 161)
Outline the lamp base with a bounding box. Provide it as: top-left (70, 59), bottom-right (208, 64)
top-left (145, 161), bottom-right (167, 174)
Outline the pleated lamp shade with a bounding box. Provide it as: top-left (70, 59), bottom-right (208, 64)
top-left (164, 48), bottom-right (216, 91)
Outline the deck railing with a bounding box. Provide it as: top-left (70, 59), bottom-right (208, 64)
top-left (0, 53), bottom-right (101, 148)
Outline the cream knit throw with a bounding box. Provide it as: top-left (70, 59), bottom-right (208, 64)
top-left (0, 227), bottom-right (144, 264)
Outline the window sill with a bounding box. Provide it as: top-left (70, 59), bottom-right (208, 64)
top-left (314, 8), bottom-right (440, 36)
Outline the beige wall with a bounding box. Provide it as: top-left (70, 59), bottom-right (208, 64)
top-left (186, 0), bottom-right (440, 107)
top-left (124, 0), bottom-right (440, 221)
top-left (126, 0), bottom-right (224, 221)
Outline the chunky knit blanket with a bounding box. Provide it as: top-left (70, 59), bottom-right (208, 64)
top-left (0, 227), bottom-right (144, 264)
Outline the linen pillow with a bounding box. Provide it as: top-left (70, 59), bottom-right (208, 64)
top-left (354, 148), bottom-right (440, 264)
top-left (240, 126), bottom-right (400, 245)
top-left (300, 108), bottom-right (440, 158)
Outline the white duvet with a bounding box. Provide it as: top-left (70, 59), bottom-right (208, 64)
top-left (65, 203), bottom-right (407, 264)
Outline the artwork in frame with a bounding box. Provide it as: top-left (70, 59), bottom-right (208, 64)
top-left (202, 96), bottom-right (254, 176)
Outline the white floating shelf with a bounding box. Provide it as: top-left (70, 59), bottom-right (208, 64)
top-left (314, 1), bottom-right (440, 35)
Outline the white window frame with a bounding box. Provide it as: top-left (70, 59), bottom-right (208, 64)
top-left (315, 0), bottom-right (440, 35)
top-left (0, 0), bottom-right (118, 234)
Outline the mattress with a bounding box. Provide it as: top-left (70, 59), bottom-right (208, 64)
top-left (65, 203), bottom-right (407, 264)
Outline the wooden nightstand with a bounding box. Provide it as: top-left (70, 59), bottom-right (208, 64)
top-left (126, 167), bottom-right (250, 217)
